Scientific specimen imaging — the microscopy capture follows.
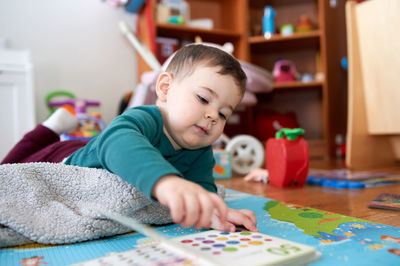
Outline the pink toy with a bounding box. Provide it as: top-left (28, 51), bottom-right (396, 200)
top-left (273, 59), bottom-right (297, 82)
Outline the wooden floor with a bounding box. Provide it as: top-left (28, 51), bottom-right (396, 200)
top-left (216, 159), bottom-right (400, 227)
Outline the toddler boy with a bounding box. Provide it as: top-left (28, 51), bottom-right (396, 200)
top-left (1, 44), bottom-right (257, 232)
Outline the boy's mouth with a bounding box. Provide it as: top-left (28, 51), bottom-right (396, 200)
top-left (195, 125), bottom-right (209, 135)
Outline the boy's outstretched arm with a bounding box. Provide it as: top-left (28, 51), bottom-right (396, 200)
top-left (152, 175), bottom-right (228, 229)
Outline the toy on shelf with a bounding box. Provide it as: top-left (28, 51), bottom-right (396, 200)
top-left (187, 18), bottom-right (214, 30)
top-left (296, 15), bottom-right (313, 33)
top-left (273, 59), bottom-right (297, 82)
top-left (156, 37), bottom-right (179, 64)
top-left (335, 133), bottom-right (346, 158)
top-left (266, 128), bottom-right (309, 188)
top-left (168, 15), bottom-right (184, 24)
top-left (262, 6), bottom-right (276, 39)
top-left (280, 24), bottom-right (294, 36)
top-left (254, 110), bottom-right (300, 141)
top-left (301, 73), bottom-right (314, 82)
top-left (124, 0), bottom-right (146, 13)
top-left (341, 57), bottom-right (348, 70)
top-left (156, 0), bottom-right (190, 25)
top-left (46, 90), bottom-right (106, 141)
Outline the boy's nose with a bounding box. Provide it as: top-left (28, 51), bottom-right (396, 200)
top-left (205, 111), bottom-right (217, 125)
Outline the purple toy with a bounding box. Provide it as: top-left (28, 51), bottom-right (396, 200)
top-left (47, 94), bottom-right (106, 141)
top-left (48, 99), bottom-right (100, 116)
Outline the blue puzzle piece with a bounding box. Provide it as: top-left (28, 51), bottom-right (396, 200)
top-left (307, 176), bottom-right (365, 189)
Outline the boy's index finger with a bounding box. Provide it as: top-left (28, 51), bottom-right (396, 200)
top-left (167, 194), bottom-right (185, 224)
top-left (229, 210), bottom-right (258, 232)
top-left (210, 193), bottom-right (228, 223)
top-left (240, 209), bottom-right (258, 225)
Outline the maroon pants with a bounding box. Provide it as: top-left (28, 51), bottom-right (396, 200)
top-left (1, 125), bottom-right (88, 164)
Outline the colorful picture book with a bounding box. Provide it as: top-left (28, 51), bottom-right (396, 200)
top-left (73, 209), bottom-right (321, 266)
top-left (308, 168), bottom-right (391, 180)
top-left (368, 193), bottom-right (400, 211)
top-left (308, 169), bottom-right (400, 189)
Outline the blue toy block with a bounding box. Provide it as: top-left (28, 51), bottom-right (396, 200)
top-left (213, 150), bottom-right (231, 179)
top-left (307, 176), bottom-right (365, 189)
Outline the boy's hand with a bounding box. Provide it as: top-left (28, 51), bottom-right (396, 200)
top-left (210, 208), bottom-right (258, 232)
top-left (152, 175), bottom-right (228, 229)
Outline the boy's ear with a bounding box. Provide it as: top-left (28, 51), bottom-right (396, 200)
top-left (155, 72), bottom-right (173, 102)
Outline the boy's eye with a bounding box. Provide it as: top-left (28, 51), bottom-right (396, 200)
top-left (197, 95), bottom-right (209, 104)
top-left (219, 112), bottom-right (227, 120)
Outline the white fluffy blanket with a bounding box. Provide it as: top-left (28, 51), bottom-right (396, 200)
top-left (0, 163), bottom-right (177, 247)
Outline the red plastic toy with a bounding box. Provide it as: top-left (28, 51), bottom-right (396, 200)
top-left (254, 110), bottom-right (300, 141)
top-left (266, 128), bottom-right (309, 188)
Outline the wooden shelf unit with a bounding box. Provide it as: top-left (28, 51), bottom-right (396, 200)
top-left (137, 0), bottom-right (347, 157)
top-left (155, 0), bottom-right (249, 61)
top-left (247, 0), bottom-right (347, 156)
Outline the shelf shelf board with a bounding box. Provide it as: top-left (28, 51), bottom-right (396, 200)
top-left (272, 80), bottom-right (323, 90)
top-left (156, 23), bottom-right (241, 39)
top-left (248, 30), bottom-right (321, 44)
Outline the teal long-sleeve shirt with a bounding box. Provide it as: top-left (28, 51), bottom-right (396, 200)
top-left (64, 105), bottom-right (217, 199)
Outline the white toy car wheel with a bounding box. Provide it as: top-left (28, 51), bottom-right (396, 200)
top-left (225, 135), bottom-right (265, 175)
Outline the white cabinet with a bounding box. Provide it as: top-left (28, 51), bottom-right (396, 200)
top-left (0, 49), bottom-right (35, 161)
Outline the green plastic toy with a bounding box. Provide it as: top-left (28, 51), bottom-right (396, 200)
top-left (275, 128), bottom-right (305, 140)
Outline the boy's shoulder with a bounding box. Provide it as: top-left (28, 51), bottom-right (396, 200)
top-left (125, 105), bottom-right (160, 116)
top-left (122, 105), bottom-right (162, 123)
top-left (113, 105), bottom-right (163, 138)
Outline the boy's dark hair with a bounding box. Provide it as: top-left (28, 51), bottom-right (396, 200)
top-left (165, 44), bottom-right (247, 94)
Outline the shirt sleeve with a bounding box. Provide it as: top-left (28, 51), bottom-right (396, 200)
top-left (95, 108), bottom-right (182, 199)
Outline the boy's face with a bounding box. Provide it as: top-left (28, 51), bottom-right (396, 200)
top-left (157, 65), bottom-right (243, 150)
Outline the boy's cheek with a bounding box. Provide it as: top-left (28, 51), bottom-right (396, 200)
top-left (214, 126), bottom-right (225, 136)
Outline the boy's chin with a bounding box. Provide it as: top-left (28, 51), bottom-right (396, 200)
top-left (180, 140), bottom-right (211, 150)
top-left (181, 143), bottom-right (208, 150)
